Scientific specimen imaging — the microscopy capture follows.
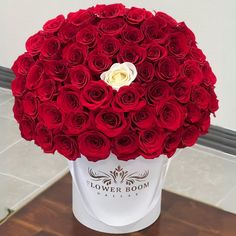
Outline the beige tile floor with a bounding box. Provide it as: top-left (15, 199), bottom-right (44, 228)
top-left (0, 87), bottom-right (235, 222)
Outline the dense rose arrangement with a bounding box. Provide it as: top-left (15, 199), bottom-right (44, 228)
top-left (11, 4), bottom-right (218, 162)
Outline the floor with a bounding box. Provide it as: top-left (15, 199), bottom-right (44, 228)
top-left (0, 87), bottom-right (235, 222)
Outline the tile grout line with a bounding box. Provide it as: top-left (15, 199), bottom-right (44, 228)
top-left (0, 172), bottom-right (41, 187)
top-left (215, 184), bottom-right (236, 207)
top-left (0, 138), bottom-right (22, 155)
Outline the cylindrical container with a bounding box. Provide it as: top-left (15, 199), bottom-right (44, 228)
top-left (68, 153), bottom-right (171, 234)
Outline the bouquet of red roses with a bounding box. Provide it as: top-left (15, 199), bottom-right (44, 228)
top-left (11, 4), bottom-right (218, 162)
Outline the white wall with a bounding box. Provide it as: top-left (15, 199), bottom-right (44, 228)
top-left (0, 0), bottom-right (235, 130)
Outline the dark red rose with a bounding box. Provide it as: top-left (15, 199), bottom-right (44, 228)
top-left (40, 37), bottom-right (61, 59)
top-left (146, 81), bottom-right (173, 105)
top-left (98, 18), bottom-right (126, 36)
top-left (186, 103), bottom-right (202, 123)
top-left (126, 7), bottom-right (152, 24)
top-left (112, 84), bottom-right (146, 112)
top-left (80, 80), bottom-right (113, 110)
top-left (141, 18), bottom-right (166, 42)
top-left (174, 22), bottom-right (195, 44)
top-left (95, 108), bottom-right (127, 137)
top-left (182, 125), bottom-right (199, 147)
top-left (36, 79), bottom-right (56, 101)
top-left (189, 46), bottom-right (206, 62)
top-left (112, 131), bottom-right (139, 160)
top-left (57, 86), bottom-right (81, 112)
top-left (137, 61), bottom-right (155, 83)
top-left (97, 36), bottom-right (121, 56)
top-left (76, 26), bottom-right (98, 48)
top-left (19, 115), bottom-right (35, 141)
top-left (208, 89), bottom-right (219, 114)
top-left (13, 98), bottom-right (24, 122)
top-left (67, 9), bottom-right (96, 27)
top-left (65, 111), bottom-right (91, 135)
top-left (11, 76), bottom-right (26, 97)
top-left (38, 102), bottom-right (63, 129)
top-left (35, 123), bottom-right (54, 153)
top-left (54, 135), bottom-right (79, 160)
top-left (201, 61), bottom-right (217, 86)
top-left (118, 44), bottom-right (146, 65)
top-left (26, 63), bottom-right (44, 90)
top-left (197, 111), bottom-right (210, 135)
top-left (70, 65), bottom-right (91, 89)
top-left (156, 99), bottom-right (185, 131)
top-left (164, 129), bottom-right (181, 154)
top-left (146, 42), bottom-right (167, 62)
top-left (173, 78), bottom-right (192, 103)
top-left (58, 23), bottom-right (79, 43)
top-left (182, 60), bottom-right (202, 85)
top-left (155, 12), bottom-right (177, 27)
top-left (167, 32), bottom-right (190, 59)
top-left (121, 25), bottom-right (144, 43)
top-left (43, 15), bottom-right (65, 33)
top-left (11, 53), bottom-right (34, 76)
top-left (87, 52), bottom-right (112, 73)
top-left (156, 56), bottom-right (180, 82)
top-left (25, 31), bottom-right (45, 56)
top-left (131, 106), bottom-right (156, 130)
top-left (94, 4), bottom-right (126, 18)
top-left (191, 86), bottom-right (210, 109)
top-left (44, 60), bottom-right (68, 82)
top-left (139, 128), bottom-right (166, 158)
top-left (62, 43), bottom-right (87, 66)
top-left (22, 92), bottom-right (38, 117)
top-left (78, 130), bottom-right (111, 161)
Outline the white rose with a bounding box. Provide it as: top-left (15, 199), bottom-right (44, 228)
top-left (100, 62), bottom-right (137, 91)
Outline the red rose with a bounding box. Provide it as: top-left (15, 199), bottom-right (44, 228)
top-left (131, 106), bottom-right (156, 130)
top-left (98, 18), bottom-right (126, 36)
top-left (137, 61), bottom-right (155, 83)
top-left (65, 111), bottom-right (92, 135)
top-left (43, 15), bottom-right (65, 33)
top-left (11, 76), bottom-right (26, 97)
top-left (44, 60), bottom-right (68, 82)
top-left (97, 36), bottom-right (121, 56)
top-left (19, 115), bottom-right (35, 141)
top-left (26, 63), bottom-right (44, 90)
top-left (156, 99), bottom-right (185, 131)
top-left (201, 62), bottom-right (217, 86)
top-left (22, 92), bottom-right (38, 117)
top-left (182, 60), bottom-right (202, 85)
top-left (70, 65), bottom-right (91, 89)
top-left (112, 132), bottom-right (139, 160)
top-left (167, 32), bottom-right (190, 59)
top-left (118, 44), bottom-right (146, 65)
top-left (11, 53), bottom-right (34, 76)
top-left (38, 102), bottom-right (63, 129)
top-left (58, 23), bottom-right (79, 43)
top-left (146, 42), bottom-right (167, 62)
top-left (156, 56), bottom-right (180, 82)
top-left (197, 111), bottom-right (210, 134)
top-left (76, 26), bottom-right (98, 48)
top-left (80, 80), bottom-right (113, 110)
top-left (164, 129), bottom-right (181, 155)
top-left (121, 25), bottom-right (144, 43)
top-left (94, 4), bottom-right (126, 18)
top-left (87, 52), bottom-right (112, 73)
top-left (139, 128), bottom-right (166, 158)
top-left (62, 43), bottom-right (87, 66)
top-left (126, 7), bottom-right (152, 24)
top-left (25, 31), bottom-right (45, 56)
top-left (191, 86), bottom-right (210, 109)
top-left (54, 135), bottom-right (79, 160)
top-left (40, 37), bottom-right (61, 59)
top-left (155, 12), bottom-right (177, 27)
top-left (208, 89), bottom-right (219, 114)
top-left (95, 108), bottom-right (127, 137)
top-left (13, 98), bottom-right (24, 122)
top-left (35, 123), bottom-right (54, 153)
top-left (186, 103), bottom-right (202, 123)
top-left (78, 130), bottom-right (111, 161)
top-left (189, 46), bottom-right (206, 62)
top-left (112, 84), bottom-right (146, 112)
top-left (174, 22), bottom-right (195, 43)
top-left (182, 125), bottom-right (199, 147)
top-left (36, 79), bottom-right (56, 101)
top-left (173, 78), bottom-right (192, 103)
top-left (57, 86), bottom-right (81, 112)
top-left (146, 81), bottom-right (173, 105)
